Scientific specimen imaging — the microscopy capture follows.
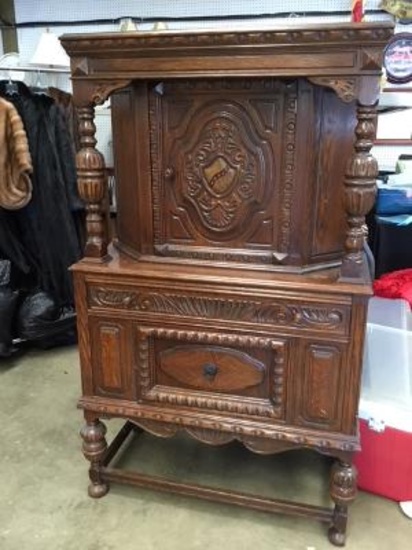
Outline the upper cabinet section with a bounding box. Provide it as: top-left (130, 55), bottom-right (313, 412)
top-left (62, 22), bottom-right (393, 278)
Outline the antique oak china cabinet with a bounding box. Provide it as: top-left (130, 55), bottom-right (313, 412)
top-left (61, 21), bottom-right (393, 546)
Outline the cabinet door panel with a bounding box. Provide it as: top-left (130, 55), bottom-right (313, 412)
top-left (297, 343), bottom-right (344, 430)
top-left (310, 88), bottom-right (355, 260)
top-left (90, 318), bottom-right (134, 399)
top-left (149, 79), bottom-right (299, 266)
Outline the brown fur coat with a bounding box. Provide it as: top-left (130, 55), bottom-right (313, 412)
top-left (0, 97), bottom-right (33, 209)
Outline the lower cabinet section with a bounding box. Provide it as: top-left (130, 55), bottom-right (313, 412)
top-left (88, 316), bottom-right (347, 432)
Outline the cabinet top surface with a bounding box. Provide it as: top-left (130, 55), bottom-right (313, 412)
top-left (61, 21), bottom-right (393, 82)
top-left (61, 21), bottom-right (393, 53)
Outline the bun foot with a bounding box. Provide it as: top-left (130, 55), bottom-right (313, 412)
top-left (328, 526), bottom-right (346, 547)
top-left (88, 482), bottom-right (109, 499)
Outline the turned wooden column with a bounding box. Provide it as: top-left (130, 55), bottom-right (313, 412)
top-left (341, 77), bottom-right (379, 279)
top-left (80, 417), bottom-right (109, 498)
top-left (77, 105), bottom-right (109, 261)
top-left (328, 460), bottom-right (357, 547)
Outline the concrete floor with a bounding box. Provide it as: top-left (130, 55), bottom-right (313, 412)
top-left (0, 346), bottom-right (411, 550)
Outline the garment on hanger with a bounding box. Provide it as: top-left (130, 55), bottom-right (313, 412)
top-left (0, 81), bottom-right (83, 309)
top-left (47, 86), bottom-right (86, 251)
top-left (48, 86), bottom-right (81, 152)
top-left (0, 97), bottom-right (33, 209)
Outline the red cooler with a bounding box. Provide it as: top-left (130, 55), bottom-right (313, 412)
top-left (355, 399), bottom-right (412, 501)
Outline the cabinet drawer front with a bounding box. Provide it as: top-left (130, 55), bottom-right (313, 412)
top-left (136, 326), bottom-right (287, 420)
top-left (159, 346), bottom-right (265, 392)
top-left (87, 283), bottom-right (351, 337)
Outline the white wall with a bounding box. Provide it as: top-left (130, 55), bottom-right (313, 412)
top-left (13, 1), bottom-right (385, 23)
top-left (14, 0), bottom-right (388, 65)
top-left (11, 0), bottom-right (404, 167)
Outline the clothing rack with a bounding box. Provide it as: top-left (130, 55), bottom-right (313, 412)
top-left (0, 80), bottom-right (83, 355)
top-left (0, 66), bottom-right (70, 73)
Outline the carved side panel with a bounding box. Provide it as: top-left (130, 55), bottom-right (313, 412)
top-left (297, 343), bottom-right (343, 430)
top-left (310, 86), bottom-right (356, 259)
top-left (149, 79), bottom-right (299, 265)
top-left (90, 319), bottom-right (133, 398)
top-left (111, 85), bottom-right (152, 255)
top-left (99, 326), bottom-right (123, 390)
top-left (135, 326), bottom-right (288, 419)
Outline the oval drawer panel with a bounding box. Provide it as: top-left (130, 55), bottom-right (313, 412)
top-left (159, 345), bottom-right (265, 393)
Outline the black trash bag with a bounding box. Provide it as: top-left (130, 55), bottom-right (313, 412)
top-left (16, 290), bottom-right (76, 343)
top-left (0, 259), bottom-right (11, 285)
top-left (16, 290), bottom-right (60, 340)
top-left (0, 287), bottom-right (20, 358)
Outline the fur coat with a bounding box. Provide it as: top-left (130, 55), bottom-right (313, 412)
top-left (0, 97), bottom-right (33, 209)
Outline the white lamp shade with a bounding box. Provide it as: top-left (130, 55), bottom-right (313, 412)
top-left (30, 30), bottom-right (70, 68)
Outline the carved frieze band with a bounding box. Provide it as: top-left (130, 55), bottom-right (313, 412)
top-left (88, 286), bottom-right (347, 332)
top-left (80, 399), bottom-right (359, 452)
top-left (307, 77), bottom-right (357, 103)
top-left (136, 327), bottom-right (286, 418)
top-left (279, 84), bottom-right (298, 253)
top-left (62, 26), bottom-right (393, 54)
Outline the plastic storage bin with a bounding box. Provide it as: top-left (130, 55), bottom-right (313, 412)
top-left (376, 184), bottom-right (412, 215)
top-left (357, 297), bottom-right (412, 501)
top-left (362, 297), bottom-right (412, 406)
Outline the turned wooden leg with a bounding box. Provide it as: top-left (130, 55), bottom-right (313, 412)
top-left (328, 460), bottom-right (357, 547)
top-left (80, 418), bottom-right (109, 498)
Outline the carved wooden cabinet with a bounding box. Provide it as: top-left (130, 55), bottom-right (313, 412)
top-left (61, 22), bottom-right (393, 546)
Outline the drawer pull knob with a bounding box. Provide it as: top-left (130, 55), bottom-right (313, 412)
top-left (203, 363), bottom-right (218, 379)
